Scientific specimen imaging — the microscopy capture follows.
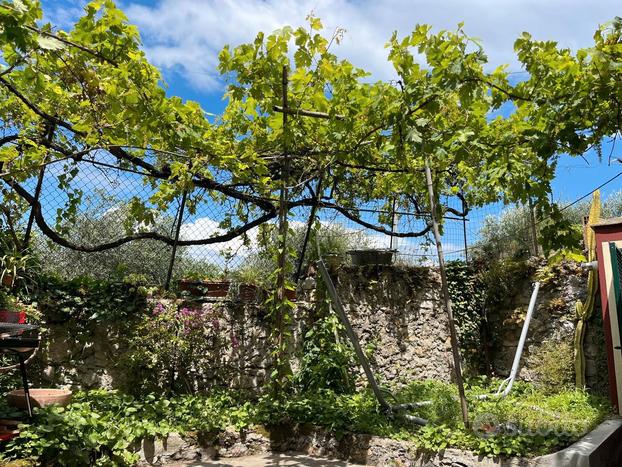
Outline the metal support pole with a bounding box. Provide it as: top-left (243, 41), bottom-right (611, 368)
top-left (496, 282), bottom-right (540, 397)
top-left (317, 259), bottom-right (390, 411)
top-left (276, 65), bottom-right (290, 303)
top-left (462, 214), bottom-right (468, 263)
top-left (23, 166), bottom-right (46, 249)
top-left (424, 161), bottom-right (469, 427)
top-left (528, 197), bottom-right (539, 256)
top-left (272, 65), bottom-right (292, 389)
top-left (390, 197), bottom-right (397, 251)
top-left (164, 190), bottom-right (188, 291)
top-left (18, 353), bottom-right (33, 420)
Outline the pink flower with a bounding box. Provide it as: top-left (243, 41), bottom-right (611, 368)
top-left (230, 333), bottom-right (239, 348)
top-left (153, 302), bottom-right (165, 316)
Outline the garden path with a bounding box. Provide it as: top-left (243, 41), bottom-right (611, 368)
top-left (163, 452), bottom-right (368, 466)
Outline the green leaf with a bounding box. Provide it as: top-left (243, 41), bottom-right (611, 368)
top-left (37, 35), bottom-right (64, 50)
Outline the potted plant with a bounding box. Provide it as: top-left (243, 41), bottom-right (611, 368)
top-left (178, 268), bottom-right (231, 298)
top-left (1, 250), bottom-right (37, 289)
top-left (231, 266), bottom-right (267, 302)
top-left (203, 278), bottom-right (231, 298)
top-left (178, 271), bottom-right (206, 295)
top-left (0, 291), bottom-right (26, 324)
top-left (347, 248), bottom-right (397, 266)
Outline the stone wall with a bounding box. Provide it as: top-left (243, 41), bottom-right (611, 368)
top-left (135, 425), bottom-right (559, 467)
top-left (488, 261), bottom-right (608, 395)
top-left (327, 265), bottom-right (453, 385)
top-left (31, 262), bottom-right (608, 395)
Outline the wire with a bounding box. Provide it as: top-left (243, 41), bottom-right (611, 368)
top-left (558, 171), bottom-right (622, 213)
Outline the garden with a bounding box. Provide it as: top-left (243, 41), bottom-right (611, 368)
top-left (0, 0), bottom-right (621, 465)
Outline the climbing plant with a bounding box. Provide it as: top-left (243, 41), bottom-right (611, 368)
top-left (2, 2), bottom-right (620, 256)
top-left (574, 191), bottom-right (601, 388)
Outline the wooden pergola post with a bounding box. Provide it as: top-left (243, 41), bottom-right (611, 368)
top-left (424, 160), bottom-right (470, 427)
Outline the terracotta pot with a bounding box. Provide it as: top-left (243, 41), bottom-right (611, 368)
top-left (237, 284), bottom-right (259, 302)
top-left (7, 389), bottom-right (72, 409)
top-left (1, 275), bottom-right (13, 288)
top-left (0, 419), bottom-right (20, 441)
top-left (178, 279), bottom-right (201, 296)
top-left (347, 248), bottom-right (396, 266)
top-left (179, 280), bottom-right (231, 297)
top-left (204, 281), bottom-right (230, 297)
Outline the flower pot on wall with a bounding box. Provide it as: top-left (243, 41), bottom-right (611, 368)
top-left (205, 281), bottom-right (231, 298)
top-left (178, 280), bottom-right (231, 298)
top-left (237, 284), bottom-right (259, 302)
top-left (178, 279), bottom-right (202, 296)
top-left (347, 249), bottom-right (397, 266)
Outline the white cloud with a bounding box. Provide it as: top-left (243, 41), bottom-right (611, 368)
top-left (122, 0), bottom-right (619, 92)
top-left (178, 213), bottom-right (464, 266)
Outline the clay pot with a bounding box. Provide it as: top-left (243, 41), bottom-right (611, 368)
top-left (204, 281), bottom-right (230, 298)
top-left (7, 389), bottom-right (72, 409)
top-left (178, 280), bottom-right (231, 297)
top-left (0, 419), bottom-right (20, 441)
top-left (237, 284), bottom-right (259, 302)
top-left (347, 248), bottom-right (396, 266)
top-left (178, 279), bottom-right (202, 296)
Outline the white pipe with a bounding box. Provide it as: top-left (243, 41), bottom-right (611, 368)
top-left (580, 261), bottom-right (598, 271)
top-left (495, 281), bottom-right (540, 398)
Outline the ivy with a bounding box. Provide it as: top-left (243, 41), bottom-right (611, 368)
top-left (33, 274), bottom-right (148, 325)
top-left (446, 260), bottom-right (486, 373)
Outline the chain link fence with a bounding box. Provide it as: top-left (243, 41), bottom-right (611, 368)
top-left (12, 157), bottom-right (622, 288)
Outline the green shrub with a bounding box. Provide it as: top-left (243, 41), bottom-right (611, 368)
top-left (0, 381), bottom-right (611, 464)
top-left (446, 261), bottom-right (486, 373)
top-left (293, 312), bottom-right (356, 394)
top-left (528, 339), bottom-right (574, 394)
top-left (118, 301), bottom-right (232, 395)
top-left (33, 274), bottom-right (148, 324)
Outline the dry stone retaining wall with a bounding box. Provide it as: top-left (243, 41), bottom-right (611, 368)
top-left (33, 262), bottom-right (608, 395)
top-left (135, 426), bottom-right (553, 467)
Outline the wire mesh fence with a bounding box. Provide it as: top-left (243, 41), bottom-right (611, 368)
top-left (11, 157), bottom-right (621, 288)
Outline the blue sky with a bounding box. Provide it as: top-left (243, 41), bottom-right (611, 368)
top-left (32, 0), bottom-right (622, 262)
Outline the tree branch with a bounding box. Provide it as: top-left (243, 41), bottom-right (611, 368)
top-left (3, 177), bottom-right (277, 252)
top-left (0, 76), bottom-right (80, 134)
top-left (315, 200), bottom-right (432, 238)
